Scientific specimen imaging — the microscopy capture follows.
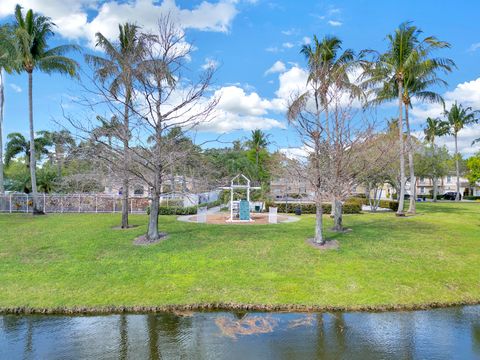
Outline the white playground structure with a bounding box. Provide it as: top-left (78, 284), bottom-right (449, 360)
top-left (221, 174), bottom-right (261, 222)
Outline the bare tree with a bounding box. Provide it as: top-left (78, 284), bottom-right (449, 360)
top-left (131, 16), bottom-right (218, 240)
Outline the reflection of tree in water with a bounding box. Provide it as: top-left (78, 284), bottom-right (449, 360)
top-left (314, 313), bottom-right (349, 359)
top-left (119, 315), bottom-right (128, 360)
top-left (473, 323), bottom-right (480, 355)
top-left (288, 314), bottom-right (315, 328)
top-left (147, 313), bottom-right (194, 359)
top-left (24, 317), bottom-right (33, 359)
top-left (215, 314), bottom-right (278, 339)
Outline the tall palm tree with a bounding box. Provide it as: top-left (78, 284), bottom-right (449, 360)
top-left (424, 117), bottom-right (449, 202)
top-left (289, 34), bottom-right (360, 244)
top-left (4, 132), bottom-right (52, 168)
top-left (246, 129), bottom-right (270, 180)
top-left (362, 22), bottom-right (452, 215)
top-left (0, 25), bottom-right (18, 194)
top-left (300, 35), bottom-right (359, 129)
top-left (445, 102), bottom-right (479, 201)
top-left (13, 4), bottom-right (78, 214)
top-left (86, 23), bottom-right (147, 229)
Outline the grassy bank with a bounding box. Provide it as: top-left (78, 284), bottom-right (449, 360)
top-left (0, 202), bottom-right (479, 312)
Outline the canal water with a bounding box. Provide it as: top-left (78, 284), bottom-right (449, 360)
top-left (1, 306), bottom-right (480, 359)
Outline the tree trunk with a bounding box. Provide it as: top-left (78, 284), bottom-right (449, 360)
top-left (314, 201), bottom-right (324, 245)
top-left (405, 106), bottom-right (416, 214)
top-left (121, 176), bottom-right (129, 228)
top-left (147, 191), bottom-right (160, 241)
top-left (28, 71), bottom-right (42, 214)
top-left (432, 142), bottom-right (437, 202)
top-left (0, 70), bottom-right (4, 194)
top-left (121, 98), bottom-right (130, 229)
top-left (455, 133), bottom-right (460, 201)
top-left (396, 80), bottom-right (406, 216)
top-left (332, 199), bottom-right (343, 232)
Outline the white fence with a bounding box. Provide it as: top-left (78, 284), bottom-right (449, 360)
top-left (0, 191), bottom-right (221, 214)
top-left (0, 193), bottom-right (150, 214)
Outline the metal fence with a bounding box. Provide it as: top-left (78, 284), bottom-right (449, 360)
top-left (0, 193), bottom-right (151, 214)
top-left (0, 190), bottom-right (221, 214)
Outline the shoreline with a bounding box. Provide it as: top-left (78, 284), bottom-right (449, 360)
top-left (2, 299), bottom-right (480, 315)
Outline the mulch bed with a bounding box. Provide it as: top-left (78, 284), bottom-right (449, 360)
top-left (112, 224), bottom-right (140, 230)
top-left (189, 213), bottom-right (289, 225)
top-left (306, 239), bottom-right (340, 251)
top-left (133, 233), bottom-right (168, 246)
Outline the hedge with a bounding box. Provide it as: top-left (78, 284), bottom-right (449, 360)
top-left (146, 198), bottom-right (224, 215)
top-left (339, 197), bottom-right (400, 212)
top-left (270, 201), bottom-right (362, 214)
top-left (464, 196), bottom-right (480, 200)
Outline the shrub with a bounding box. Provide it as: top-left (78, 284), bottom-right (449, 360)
top-left (464, 196), bottom-right (480, 200)
top-left (270, 202), bottom-right (361, 214)
top-left (378, 200), bottom-right (398, 211)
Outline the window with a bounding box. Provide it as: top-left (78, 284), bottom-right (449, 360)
top-left (420, 177), bottom-right (425, 183)
top-left (133, 186), bottom-right (144, 196)
top-left (447, 176), bottom-right (452, 183)
top-left (420, 186), bottom-right (425, 194)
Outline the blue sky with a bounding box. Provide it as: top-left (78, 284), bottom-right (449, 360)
top-left (1, 0), bottom-right (480, 155)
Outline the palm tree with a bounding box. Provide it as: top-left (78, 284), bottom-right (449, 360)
top-left (300, 35), bottom-right (359, 128)
top-left (424, 117), bottom-right (449, 201)
top-left (13, 4), bottom-right (78, 214)
top-left (246, 129), bottom-right (270, 180)
top-left (289, 34), bottom-right (360, 244)
top-left (362, 22), bottom-right (453, 215)
top-left (4, 132), bottom-right (52, 168)
top-left (86, 23), bottom-right (147, 229)
top-left (444, 102), bottom-right (479, 201)
top-left (38, 130), bottom-right (76, 177)
top-left (0, 24), bottom-right (18, 194)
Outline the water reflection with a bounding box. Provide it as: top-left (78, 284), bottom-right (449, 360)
top-left (1, 306), bottom-right (480, 359)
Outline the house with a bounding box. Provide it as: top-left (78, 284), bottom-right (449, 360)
top-left (270, 177), bottom-right (315, 200)
top-left (416, 175), bottom-right (480, 197)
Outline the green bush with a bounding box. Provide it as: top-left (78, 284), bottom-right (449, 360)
top-left (270, 201), bottom-right (361, 214)
top-left (464, 196), bottom-right (480, 200)
top-left (378, 200), bottom-right (399, 211)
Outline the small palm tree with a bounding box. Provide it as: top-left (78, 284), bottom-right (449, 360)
top-left (362, 22), bottom-right (453, 215)
top-left (0, 24), bottom-right (18, 194)
top-left (38, 130), bottom-right (76, 177)
top-left (13, 4), bottom-right (78, 213)
top-left (4, 132), bottom-right (52, 168)
top-left (445, 102), bottom-right (479, 201)
top-left (424, 117), bottom-right (449, 201)
top-left (246, 129), bottom-right (270, 180)
top-left (86, 23), bottom-right (148, 229)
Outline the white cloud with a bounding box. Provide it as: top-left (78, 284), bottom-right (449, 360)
top-left (411, 77), bottom-right (480, 124)
top-left (468, 43), bottom-right (480, 52)
top-left (328, 20), bottom-right (342, 27)
top-left (201, 57), bottom-right (220, 70)
top-left (437, 126), bottom-right (480, 156)
top-left (410, 77), bottom-right (480, 155)
top-left (9, 84), bottom-right (22, 93)
top-left (214, 85), bottom-right (274, 116)
top-left (302, 36), bottom-right (311, 45)
top-left (264, 60), bottom-right (286, 76)
top-left (196, 113), bottom-right (285, 132)
top-left (279, 145), bottom-right (310, 160)
top-left (275, 66), bottom-right (308, 102)
top-left (0, 0), bottom-right (239, 48)
top-left (282, 42), bottom-right (295, 49)
top-left (281, 28), bottom-right (298, 36)
top-left (265, 46), bottom-right (281, 53)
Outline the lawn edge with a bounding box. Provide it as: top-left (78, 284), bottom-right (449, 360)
top-left (2, 299), bottom-right (480, 315)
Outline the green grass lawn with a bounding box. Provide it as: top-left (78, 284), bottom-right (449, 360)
top-left (0, 202), bottom-right (479, 311)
